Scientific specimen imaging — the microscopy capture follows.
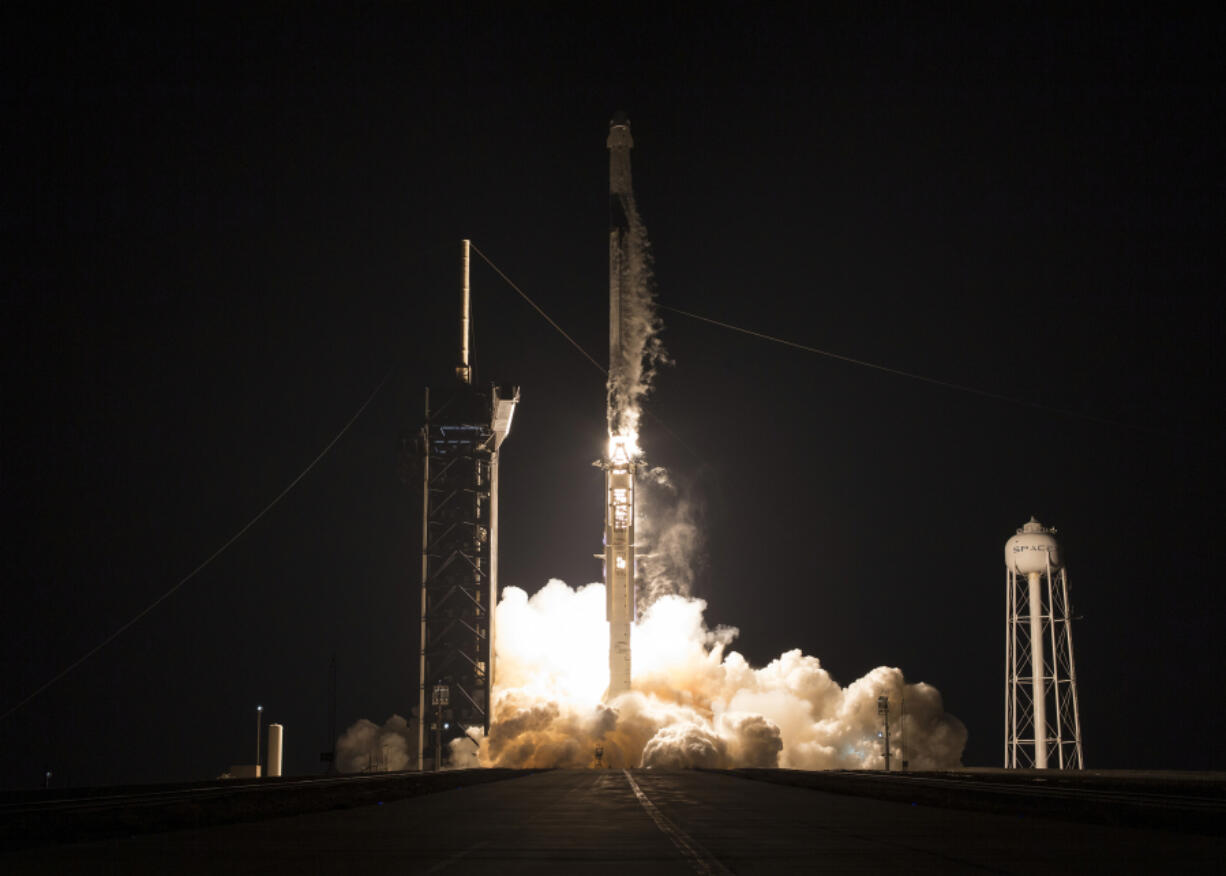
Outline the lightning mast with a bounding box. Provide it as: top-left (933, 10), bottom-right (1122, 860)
top-left (603, 113), bottom-right (638, 698)
top-left (417, 240), bottom-right (518, 769)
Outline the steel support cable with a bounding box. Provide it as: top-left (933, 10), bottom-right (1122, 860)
top-left (661, 304), bottom-right (1159, 434)
top-left (469, 243), bottom-right (606, 375)
top-left (1, 368), bottom-right (394, 722)
top-left (469, 244), bottom-right (703, 460)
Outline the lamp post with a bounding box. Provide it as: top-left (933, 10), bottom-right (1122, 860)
top-left (256, 705), bottom-right (264, 776)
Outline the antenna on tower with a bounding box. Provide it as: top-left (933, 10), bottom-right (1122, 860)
top-left (1004, 517), bottom-right (1084, 769)
top-left (458, 239), bottom-right (472, 384)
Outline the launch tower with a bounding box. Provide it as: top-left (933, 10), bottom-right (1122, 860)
top-left (418, 240), bottom-right (518, 769)
top-left (1004, 517), bottom-right (1084, 769)
top-left (602, 113), bottom-right (639, 698)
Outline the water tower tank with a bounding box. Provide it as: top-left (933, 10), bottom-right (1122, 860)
top-left (1005, 516), bottom-right (1061, 576)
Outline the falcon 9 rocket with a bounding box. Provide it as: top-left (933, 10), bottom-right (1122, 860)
top-left (603, 113), bottom-right (638, 698)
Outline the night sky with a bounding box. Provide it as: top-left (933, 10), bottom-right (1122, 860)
top-left (5, 7), bottom-right (1223, 788)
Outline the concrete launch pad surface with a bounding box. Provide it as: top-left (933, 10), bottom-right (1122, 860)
top-left (6, 769), bottom-right (1224, 874)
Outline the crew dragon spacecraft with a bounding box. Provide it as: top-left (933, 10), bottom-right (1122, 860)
top-left (602, 112), bottom-right (639, 699)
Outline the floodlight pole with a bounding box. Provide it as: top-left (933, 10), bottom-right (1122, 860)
top-left (256, 705), bottom-right (264, 776)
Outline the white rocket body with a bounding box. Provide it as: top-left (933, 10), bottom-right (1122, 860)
top-left (604, 115), bottom-right (637, 699)
top-left (604, 438), bottom-right (636, 696)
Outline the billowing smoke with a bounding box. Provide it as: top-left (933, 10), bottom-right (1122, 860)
top-left (608, 179), bottom-right (667, 441)
top-left (637, 467), bottom-right (705, 607)
top-left (336, 714), bottom-right (415, 773)
top-left (463, 580), bottom-right (967, 770)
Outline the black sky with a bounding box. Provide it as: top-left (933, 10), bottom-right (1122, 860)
top-left (4, 6), bottom-right (1223, 787)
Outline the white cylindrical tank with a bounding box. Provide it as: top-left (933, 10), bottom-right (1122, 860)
top-left (1005, 517), bottom-right (1061, 575)
top-left (267, 724), bottom-right (283, 778)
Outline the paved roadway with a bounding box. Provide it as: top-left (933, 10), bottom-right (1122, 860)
top-left (6, 769), bottom-right (1224, 874)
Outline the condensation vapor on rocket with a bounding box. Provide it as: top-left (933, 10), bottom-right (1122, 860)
top-left (602, 111), bottom-right (660, 699)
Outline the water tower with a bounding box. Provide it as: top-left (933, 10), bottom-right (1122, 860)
top-left (1004, 517), bottom-right (1084, 769)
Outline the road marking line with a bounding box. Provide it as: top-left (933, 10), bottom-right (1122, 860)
top-left (624, 770), bottom-right (733, 876)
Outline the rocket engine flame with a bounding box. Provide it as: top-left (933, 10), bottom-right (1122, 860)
top-left (456, 580), bottom-right (967, 770)
top-left (608, 433), bottom-right (639, 463)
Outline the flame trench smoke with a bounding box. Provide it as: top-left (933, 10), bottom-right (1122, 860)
top-left (336, 715), bottom-right (413, 773)
top-left (454, 581), bottom-right (966, 770)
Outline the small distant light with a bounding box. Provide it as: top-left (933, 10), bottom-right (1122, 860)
top-left (257, 705), bottom-right (263, 711)
top-left (444, 722), bottom-right (451, 729)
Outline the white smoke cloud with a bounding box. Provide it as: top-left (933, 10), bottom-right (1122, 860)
top-left (336, 714), bottom-right (414, 773)
top-left (637, 471), bottom-right (705, 608)
top-left (477, 580), bottom-right (967, 770)
top-left (608, 185), bottom-right (668, 440)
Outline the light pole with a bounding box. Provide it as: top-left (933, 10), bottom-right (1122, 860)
top-left (256, 705), bottom-right (264, 776)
